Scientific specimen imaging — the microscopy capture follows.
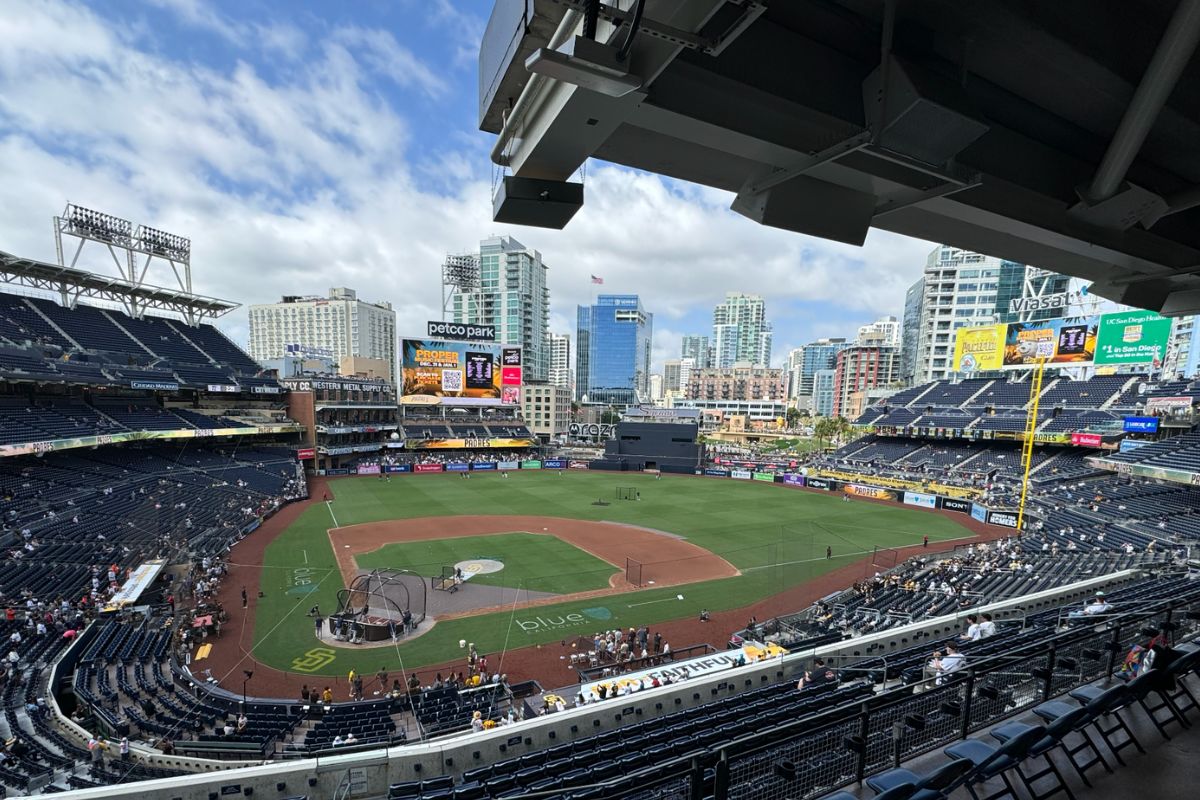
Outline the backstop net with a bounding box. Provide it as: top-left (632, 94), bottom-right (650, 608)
top-left (616, 487), bottom-right (637, 500)
top-left (625, 557), bottom-right (643, 588)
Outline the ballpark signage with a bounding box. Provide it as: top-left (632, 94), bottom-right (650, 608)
top-left (781, 474), bottom-right (806, 487)
top-left (471, 462), bottom-right (497, 471)
top-left (1008, 289), bottom-right (1088, 315)
top-left (805, 477), bottom-right (833, 490)
top-left (1071, 432), bottom-right (1103, 447)
top-left (844, 484), bottom-right (898, 501)
top-left (1094, 310), bottom-right (1171, 366)
top-left (408, 437), bottom-right (535, 450)
top-left (568, 423), bottom-right (616, 439)
top-left (542, 459), bottom-right (567, 469)
top-left (704, 467), bottom-right (730, 477)
top-left (580, 643), bottom-right (787, 698)
top-left (730, 469), bottom-right (753, 480)
top-left (521, 460), bottom-right (542, 469)
top-left (415, 464), bottom-right (444, 473)
top-left (971, 503), bottom-right (988, 522)
top-left (130, 380), bottom-right (179, 391)
top-left (938, 497), bottom-right (972, 514)
top-left (400, 338), bottom-right (521, 406)
top-left (446, 462), bottom-right (470, 472)
top-left (282, 379), bottom-right (389, 393)
top-left (426, 321), bottom-right (496, 341)
top-left (903, 491), bottom-right (937, 508)
top-left (952, 324), bottom-right (1006, 372)
top-left (986, 510), bottom-right (1020, 528)
top-left (1123, 416), bottom-right (1160, 433)
top-left (296, 448), bottom-right (316, 460)
top-left (1003, 316), bottom-right (1098, 368)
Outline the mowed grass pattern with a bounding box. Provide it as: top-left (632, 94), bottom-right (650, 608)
top-left (354, 532), bottom-right (617, 594)
top-left (252, 472), bottom-right (973, 677)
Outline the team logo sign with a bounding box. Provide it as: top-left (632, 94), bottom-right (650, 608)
top-left (291, 647), bottom-right (337, 673)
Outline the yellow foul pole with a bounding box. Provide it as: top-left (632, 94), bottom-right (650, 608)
top-left (1016, 359), bottom-right (1046, 532)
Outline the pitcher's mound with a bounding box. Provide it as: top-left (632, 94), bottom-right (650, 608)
top-left (455, 558), bottom-right (504, 576)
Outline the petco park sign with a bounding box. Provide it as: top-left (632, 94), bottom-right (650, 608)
top-left (426, 320), bottom-right (496, 341)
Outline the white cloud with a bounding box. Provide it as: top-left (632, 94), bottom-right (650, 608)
top-left (0, 0), bottom-right (935, 373)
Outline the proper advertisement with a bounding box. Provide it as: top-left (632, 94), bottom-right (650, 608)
top-left (952, 324), bottom-right (1007, 372)
top-left (902, 491), bottom-right (937, 509)
top-left (399, 338), bottom-right (521, 405)
top-left (1003, 316), bottom-right (1097, 368)
top-left (1094, 310), bottom-right (1171, 366)
top-left (844, 484), bottom-right (898, 501)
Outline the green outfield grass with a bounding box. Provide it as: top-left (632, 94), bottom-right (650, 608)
top-left (251, 472), bottom-right (974, 679)
top-left (354, 532), bottom-right (617, 594)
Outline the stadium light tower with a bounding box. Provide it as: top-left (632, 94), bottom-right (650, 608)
top-left (53, 203), bottom-right (196, 321)
top-left (441, 252), bottom-right (481, 320)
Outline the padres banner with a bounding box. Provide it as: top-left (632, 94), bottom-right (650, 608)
top-left (844, 483), bottom-right (899, 501)
top-left (952, 324), bottom-right (1007, 372)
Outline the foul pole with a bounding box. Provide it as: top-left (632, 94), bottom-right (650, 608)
top-left (1016, 358), bottom-right (1047, 531)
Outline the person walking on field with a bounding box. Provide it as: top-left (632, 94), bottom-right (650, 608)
top-left (826, 546), bottom-right (832, 559)
top-left (923, 535), bottom-right (929, 548)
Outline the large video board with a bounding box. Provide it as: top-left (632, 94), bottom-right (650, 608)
top-left (400, 339), bottom-right (522, 405)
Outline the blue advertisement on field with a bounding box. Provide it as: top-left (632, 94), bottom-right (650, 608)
top-left (542, 459), bottom-right (567, 469)
top-left (471, 462), bottom-right (496, 471)
top-left (384, 464), bottom-right (412, 473)
top-left (1122, 416), bottom-right (1160, 433)
top-left (704, 467), bottom-right (730, 477)
top-left (446, 462), bottom-right (470, 472)
top-left (903, 491), bottom-right (937, 509)
top-left (971, 503), bottom-right (988, 522)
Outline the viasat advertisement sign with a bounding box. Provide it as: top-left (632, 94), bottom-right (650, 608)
top-left (1094, 310), bottom-right (1171, 366)
top-left (952, 324), bottom-right (1007, 372)
top-left (1003, 316), bottom-right (1097, 368)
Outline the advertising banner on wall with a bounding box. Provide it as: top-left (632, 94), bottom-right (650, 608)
top-left (704, 467), bottom-right (730, 477)
top-left (752, 472), bottom-right (774, 482)
top-left (415, 464), bottom-right (444, 473)
top-left (939, 496), bottom-right (972, 514)
top-left (844, 484), bottom-right (898, 501)
top-left (782, 474), bottom-right (806, 487)
top-left (296, 448), bottom-right (316, 460)
top-left (805, 477), bottom-right (833, 490)
top-left (952, 324), bottom-right (1007, 372)
top-left (1118, 439), bottom-right (1150, 453)
top-left (521, 460), bottom-right (543, 469)
top-left (1071, 432), bottom-right (1103, 447)
top-left (971, 503), bottom-right (988, 522)
top-left (1094, 310), bottom-right (1171, 366)
top-left (471, 462), bottom-right (497, 471)
top-left (986, 509), bottom-right (1020, 528)
top-left (407, 437), bottom-right (536, 450)
top-left (569, 460), bottom-right (591, 469)
top-left (384, 464), bottom-right (412, 473)
top-left (1123, 416), bottom-right (1160, 433)
top-left (731, 469), bottom-right (753, 480)
top-left (1003, 316), bottom-right (1098, 368)
top-left (903, 491), bottom-right (937, 508)
top-left (542, 459), bottom-right (567, 469)
top-left (445, 462), bottom-right (470, 472)
top-left (1146, 396), bottom-right (1195, 427)
top-left (497, 460), bottom-right (519, 470)
top-left (399, 338), bottom-right (521, 405)
top-left (356, 464), bottom-right (381, 475)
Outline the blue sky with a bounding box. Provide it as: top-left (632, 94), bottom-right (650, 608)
top-left (0, 0), bottom-right (936, 369)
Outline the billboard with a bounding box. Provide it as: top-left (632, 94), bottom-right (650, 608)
top-left (1123, 416), bottom-right (1159, 434)
top-left (844, 484), bottom-right (898, 501)
top-left (1094, 310), bottom-right (1171, 366)
top-left (731, 469), bottom-right (753, 480)
top-left (1119, 439), bottom-right (1150, 453)
top-left (986, 510), bottom-right (1020, 528)
top-left (704, 467), bottom-right (730, 477)
top-left (1146, 396), bottom-right (1195, 427)
top-left (805, 477), bottom-right (833, 490)
top-left (1071, 432), bottom-right (1102, 447)
top-left (426, 320), bottom-right (496, 341)
top-left (952, 324), bottom-right (1007, 372)
top-left (1003, 317), bottom-right (1097, 368)
top-left (782, 474), bottom-right (806, 487)
top-left (408, 437), bottom-right (536, 450)
top-left (903, 491), bottom-right (937, 508)
top-left (971, 503), bottom-right (988, 522)
top-left (938, 496), bottom-right (972, 514)
top-left (399, 339), bottom-right (521, 405)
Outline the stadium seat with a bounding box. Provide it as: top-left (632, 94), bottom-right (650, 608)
top-left (943, 724), bottom-right (1047, 800)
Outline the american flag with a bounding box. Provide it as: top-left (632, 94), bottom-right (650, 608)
top-left (591, 275), bottom-right (604, 284)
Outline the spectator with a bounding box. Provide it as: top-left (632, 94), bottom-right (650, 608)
top-left (935, 643), bottom-right (966, 684)
top-left (1070, 592), bottom-right (1113, 618)
top-left (978, 613), bottom-right (997, 638)
top-left (796, 658), bottom-right (836, 690)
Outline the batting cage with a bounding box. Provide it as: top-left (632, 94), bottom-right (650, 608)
top-left (332, 568), bottom-right (427, 642)
top-left (616, 487), bottom-right (637, 500)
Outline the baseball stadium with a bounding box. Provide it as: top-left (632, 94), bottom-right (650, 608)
top-left (4, 2), bottom-right (1200, 800)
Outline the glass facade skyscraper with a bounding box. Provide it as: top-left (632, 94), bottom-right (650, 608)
top-left (576, 295), bottom-right (653, 406)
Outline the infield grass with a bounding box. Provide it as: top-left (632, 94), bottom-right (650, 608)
top-left (251, 472), bottom-right (974, 679)
top-left (354, 532), bottom-right (617, 594)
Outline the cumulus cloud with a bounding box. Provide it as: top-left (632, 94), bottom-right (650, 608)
top-left (0, 0), bottom-right (933, 365)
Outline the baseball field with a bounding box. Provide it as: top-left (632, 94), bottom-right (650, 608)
top-left (246, 472), bottom-right (974, 679)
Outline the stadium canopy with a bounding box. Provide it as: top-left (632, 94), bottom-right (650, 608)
top-left (0, 249), bottom-right (237, 321)
top-left (480, 0), bottom-right (1200, 315)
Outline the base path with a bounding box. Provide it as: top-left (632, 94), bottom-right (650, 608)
top-left (330, 516), bottom-right (742, 610)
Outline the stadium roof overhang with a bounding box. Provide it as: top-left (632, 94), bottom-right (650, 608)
top-left (480, 0), bottom-right (1200, 314)
top-left (0, 249), bottom-right (238, 319)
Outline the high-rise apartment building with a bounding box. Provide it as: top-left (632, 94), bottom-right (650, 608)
top-left (711, 293), bottom-right (772, 367)
top-left (900, 278), bottom-right (924, 385)
top-left (788, 338), bottom-right (850, 400)
top-left (687, 365), bottom-right (786, 402)
top-left (681, 335), bottom-right (711, 368)
top-left (833, 336), bottom-right (899, 417)
top-left (812, 369), bottom-right (837, 417)
top-left (663, 357), bottom-right (695, 395)
top-left (248, 287), bottom-right (396, 380)
top-left (857, 315), bottom-right (901, 347)
top-left (446, 235), bottom-right (550, 383)
top-left (576, 295), bottom-right (653, 406)
top-left (548, 332), bottom-right (572, 395)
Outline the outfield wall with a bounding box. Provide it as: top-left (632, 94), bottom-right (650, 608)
top-left (48, 570), bottom-right (1148, 800)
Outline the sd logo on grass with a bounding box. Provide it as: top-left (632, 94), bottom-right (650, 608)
top-left (291, 647), bottom-right (336, 672)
